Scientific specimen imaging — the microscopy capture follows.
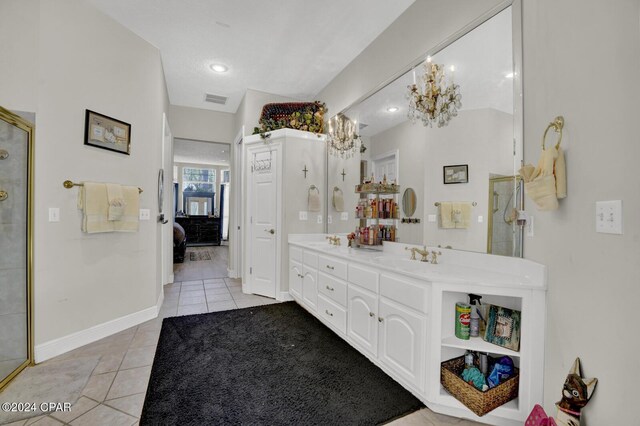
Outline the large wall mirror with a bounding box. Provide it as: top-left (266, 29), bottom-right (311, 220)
top-left (326, 1), bottom-right (524, 257)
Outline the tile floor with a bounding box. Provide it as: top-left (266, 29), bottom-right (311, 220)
top-left (1, 246), bottom-right (484, 426)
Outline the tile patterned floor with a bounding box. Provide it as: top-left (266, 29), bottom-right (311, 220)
top-left (1, 246), bottom-right (485, 426)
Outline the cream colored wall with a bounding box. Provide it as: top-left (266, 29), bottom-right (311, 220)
top-left (0, 0), bottom-right (169, 351)
top-left (318, 0), bottom-right (640, 423)
top-left (522, 1), bottom-right (640, 423)
top-left (168, 104), bottom-right (234, 143)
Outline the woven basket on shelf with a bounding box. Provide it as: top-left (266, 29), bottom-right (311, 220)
top-left (440, 355), bottom-right (519, 417)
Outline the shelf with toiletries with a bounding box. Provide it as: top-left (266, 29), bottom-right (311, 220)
top-left (353, 176), bottom-right (400, 247)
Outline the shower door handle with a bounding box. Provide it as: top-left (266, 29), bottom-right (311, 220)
top-left (0, 190), bottom-right (7, 201)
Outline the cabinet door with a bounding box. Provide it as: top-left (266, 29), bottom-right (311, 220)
top-left (347, 284), bottom-right (378, 357)
top-left (302, 267), bottom-right (318, 312)
top-left (289, 259), bottom-right (303, 301)
top-left (378, 298), bottom-right (425, 391)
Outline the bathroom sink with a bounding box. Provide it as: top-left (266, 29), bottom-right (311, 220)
top-left (372, 256), bottom-right (433, 273)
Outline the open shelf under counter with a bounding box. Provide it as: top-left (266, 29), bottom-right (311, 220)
top-left (441, 335), bottom-right (520, 358)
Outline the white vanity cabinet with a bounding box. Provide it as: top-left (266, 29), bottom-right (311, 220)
top-left (347, 284), bottom-right (378, 357)
top-left (288, 246), bottom-right (319, 312)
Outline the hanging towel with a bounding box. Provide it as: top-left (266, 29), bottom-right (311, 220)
top-left (308, 185), bottom-right (321, 212)
top-left (453, 202), bottom-right (472, 229)
top-left (438, 202), bottom-right (455, 229)
top-left (555, 147), bottom-right (567, 199)
top-left (78, 182), bottom-right (114, 233)
top-left (332, 187), bottom-right (344, 212)
top-left (113, 186), bottom-right (140, 232)
top-left (106, 183), bottom-right (125, 221)
top-left (519, 145), bottom-right (562, 211)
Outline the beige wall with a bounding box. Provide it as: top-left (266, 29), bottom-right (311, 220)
top-left (318, 0), bottom-right (640, 423)
top-left (168, 104), bottom-right (234, 143)
top-left (0, 0), bottom-right (169, 351)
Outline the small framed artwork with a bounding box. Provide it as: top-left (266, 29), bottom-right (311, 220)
top-left (443, 164), bottom-right (468, 184)
top-left (483, 304), bottom-right (521, 352)
top-left (84, 109), bottom-right (131, 155)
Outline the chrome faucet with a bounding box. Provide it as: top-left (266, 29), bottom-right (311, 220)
top-left (406, 246), bottom-right (429, 262)
top-left (326, 235), bottom-right (341, 246)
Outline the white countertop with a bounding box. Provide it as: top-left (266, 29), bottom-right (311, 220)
top-left (289, 234), bottom-right (546, 291)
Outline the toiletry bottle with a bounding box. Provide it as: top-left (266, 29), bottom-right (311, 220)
top-left (469, 294), bottom-right (483, 338)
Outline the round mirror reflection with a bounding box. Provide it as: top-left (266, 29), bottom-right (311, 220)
top-left (402, 188), bottom-right (417, 217)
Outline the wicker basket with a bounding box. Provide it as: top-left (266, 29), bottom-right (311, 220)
top-left (440, 355), bottom-right (519, 416)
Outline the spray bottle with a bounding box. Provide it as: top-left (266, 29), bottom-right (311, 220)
top-left (469, 294), bottom-right (482, 338)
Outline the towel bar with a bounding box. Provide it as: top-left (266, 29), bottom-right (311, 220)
top-left (63, 180), bottom-right (143, 194)
top-left (435, 201), bottom-right (477, 207)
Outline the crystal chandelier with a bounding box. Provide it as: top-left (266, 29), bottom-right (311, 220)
top-left (327, 113), bottom-right (360, 158)
top-left (407, 58), bottom-right (462, 128)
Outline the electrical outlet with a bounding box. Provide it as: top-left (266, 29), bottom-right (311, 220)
top-left (596, 200), bottom-right (622, 234)
top-left (341, 212), bottom-right (349, 221)
top-left (317, 215), bottom-right (323, 224)
top-left (299, 211), bottom-right (308, 221)
top-left (327, 215), bottom-right (333, 224)
top-left (48, 207), bottom-right (60, 222)
top-left (139, 209), bottom-right (151, 221)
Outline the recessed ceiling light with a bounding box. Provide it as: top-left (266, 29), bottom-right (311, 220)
top-left (505, 72), bottom-right (515, 79)
top-left (221, 150), bottom-right (225, 153)
top-left (387, 107), bottom-right (399, 113)
top-left (210, 63), bottom-right (229, 73)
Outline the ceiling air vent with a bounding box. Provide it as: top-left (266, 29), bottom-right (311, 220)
top-left (204, 93), bottom-right (228, 105)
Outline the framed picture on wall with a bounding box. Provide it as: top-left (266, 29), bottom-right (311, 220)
top-left (443, 164), bottom-right (468, 184)
top-left (84, 109), bottom-right (131, 155)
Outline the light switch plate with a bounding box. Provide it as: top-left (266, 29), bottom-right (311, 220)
top-left (299, 211), bottom-right (308, 221)
top-left (596, 200), bottom-right (622, 234)
top-left (139, 209), bottom-right (151, 221)
top-left (327, 215), bottom-right (333, 224)
top-left (477, 215), bottom-right (484, 223)
top-left (317, 215), bottom-right (323, 224)
top-left (341, 212), bottom-right (349, 221)
top-left (48, 207), bottom-right (60, 222)
top-left (428, 214), bottom-right (437, 223)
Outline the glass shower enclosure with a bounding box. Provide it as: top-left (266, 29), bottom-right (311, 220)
top-left (0, 107), bottom-right (34, 390)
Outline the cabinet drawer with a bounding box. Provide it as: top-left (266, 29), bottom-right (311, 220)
top-left (318, 272), bottom-right (347, 307)
top-left (318, 294), bottom-right (347, 335)
top-left (303, 250), bottom-right (319, 269)
top-left (380, 274), bottom-right (428, 313)
top-left (290, 246), bottom-right (303, 262)
top-left (348, 263), bottom-right (379, 293)
top-left (318, 254), bottom-right (347, 280)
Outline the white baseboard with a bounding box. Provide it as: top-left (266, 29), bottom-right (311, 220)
top-left (156, 289), bottom-right (165, 315)
top-left (227, 268), bottom-right (239, 279)
top-left (35, 297), bottom-right (162, 363)
top-left (278, 291), bottom-right (294, 302)
top-left (168, 273), bottom-right (175, 284)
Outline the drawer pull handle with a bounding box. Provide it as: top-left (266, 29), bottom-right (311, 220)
top-left (325, 309), bottom-right (333, 317)
top-left (0, 149), bottom-right (8, 160)
top-left (0, 190), bottom-right (7, 201)
top-left (326, 265), bottom-right (334, 270)
top-left (369, 312), bottom-right (375, 317)
top-left (325, 285), bottom-right (334, 291)
top-left (378, 317), bottom-right (384, 323)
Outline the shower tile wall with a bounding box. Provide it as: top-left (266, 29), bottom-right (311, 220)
top-left (0, 118), bottom-right (29, 380)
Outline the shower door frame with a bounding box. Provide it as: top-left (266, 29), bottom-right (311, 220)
top-left (486, 175), bottom-right (523, 256)
top-left (0, 106), bottom-right (35, 391)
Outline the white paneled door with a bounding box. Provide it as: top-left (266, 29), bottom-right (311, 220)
top-left (249, 150), bottom-right (277, 298)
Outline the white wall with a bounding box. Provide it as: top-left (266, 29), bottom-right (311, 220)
top-left (168, 104), bottom-right (234, 143)
top-left (0, 0), bottom-right (169, 354)
top-left (522, 0), bottom-right (640, 423)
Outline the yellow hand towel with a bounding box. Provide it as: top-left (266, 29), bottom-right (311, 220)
top-left (524, 175), bottom-right (559, 210)
top-left (438, 202), bottom-right (455, 229)
top-left (79, 182), bottom-right (114, 233)
top-left (106, 183), bottom-right (125, 221)
top-left (113, 186), bottom-right (140, 232)
top-left (332, 187), bottom-right (344, 212)
top-left (308, 186), bottom-right (321, 212)
top-left (454, 202), bottom-right (472, 229)
top-left (555, 147), bottom-right (567, 199)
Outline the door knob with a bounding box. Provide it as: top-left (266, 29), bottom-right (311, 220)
top-left (0, 190), bottom-right (7, 201)
top-left (264, 228), bottom-right (275, 234)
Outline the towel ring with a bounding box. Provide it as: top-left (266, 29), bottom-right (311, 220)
top-left (542, 116), bottom-right (564, 149)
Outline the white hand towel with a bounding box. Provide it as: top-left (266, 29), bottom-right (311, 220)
top-left (308, 186), bottom-right (321, 212)
top-left (332, 187), bottom-right (344, 212)
top-left (453, 202), bottom-right (472, 229)
top-left (106, 183), bottom-right (125, 221)
top-left (438, 202), bottom-right (455, 229)
top-left (78, 182), bottom-right (114, 233)
top-left (113, 186), bottom-right (140, 232)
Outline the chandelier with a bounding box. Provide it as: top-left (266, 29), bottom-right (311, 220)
top-left (407, 58), bottom-right (462, 128)
top-left (327, 113), bottom-right (360, 158)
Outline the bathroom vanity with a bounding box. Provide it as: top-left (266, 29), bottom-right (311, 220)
top-left (288, 234), bottom-right (546, 426)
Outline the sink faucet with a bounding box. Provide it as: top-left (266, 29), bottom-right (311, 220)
top-left (406, 246), bottom-right (429, 262)
top-left (430, 250), bottom-right (442, 264)
top-left (326, 235), bottom-right (341, 246)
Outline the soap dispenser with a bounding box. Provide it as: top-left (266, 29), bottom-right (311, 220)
top-left (469, 294), bottom-right (482, 338)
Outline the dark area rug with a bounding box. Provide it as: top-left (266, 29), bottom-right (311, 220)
top-left (189, 251), bottom-right (211, 261)
top-left (141, 302), bottom-right (423, 425)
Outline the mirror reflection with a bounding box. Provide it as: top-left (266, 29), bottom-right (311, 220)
top-left (402, 188), bottom-right (417, 217)
top-left (326, 5), bottom-right (523, 257)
